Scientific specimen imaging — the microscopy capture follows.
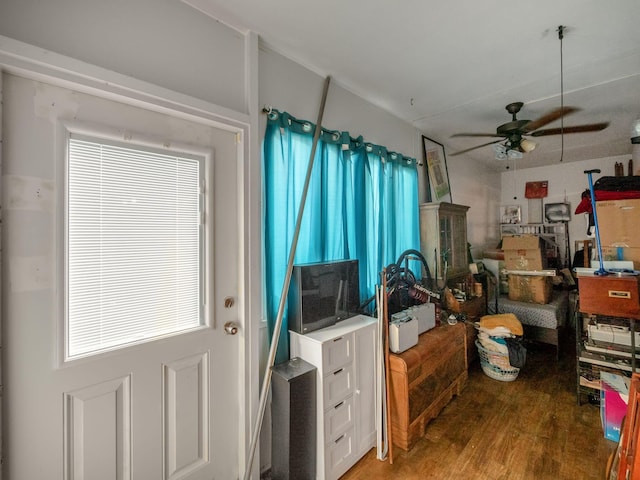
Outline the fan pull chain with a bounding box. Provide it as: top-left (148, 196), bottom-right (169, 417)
top-left (558, 25), bottom-right (565, 162)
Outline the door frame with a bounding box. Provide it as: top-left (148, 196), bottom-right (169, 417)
top-left (0, 33), bottom-right (261, 479)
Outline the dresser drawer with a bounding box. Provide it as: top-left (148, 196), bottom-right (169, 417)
top-left (323, 364), bottom-right (354, 407)
top-left (325, 426), bottom-right (356, 480)
top-left (579, 275), bottom-right (640, 319)
top-left (322, 332), bottom-right (354, 372)
top-left (324, 394), bottom-right (354, 441)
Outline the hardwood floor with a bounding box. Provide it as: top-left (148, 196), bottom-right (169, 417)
top-left (341, 331), bottom-right (616, 480)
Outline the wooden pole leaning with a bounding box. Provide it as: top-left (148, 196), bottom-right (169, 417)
top-left (243, 76), bottom-right (331, 480)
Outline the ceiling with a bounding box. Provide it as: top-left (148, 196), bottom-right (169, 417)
top-left (187, 0), bottom-right (640, 171)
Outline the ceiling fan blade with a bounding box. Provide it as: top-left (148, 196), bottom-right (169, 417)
top-left (451, 133), bottom-right (504, 138)
top-left (530, 122), bottom-right (609, 137)
top-left (523, 106), bottom-right (580, 132)
top-left (450, 139), bottom-right (504, 156)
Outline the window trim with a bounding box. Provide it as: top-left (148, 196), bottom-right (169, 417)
top-left (56, 119), bottom-right (215, 366)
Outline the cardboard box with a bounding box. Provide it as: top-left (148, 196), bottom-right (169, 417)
top-left (601, 246), bottom-right (640, 270)
top-left (508, 274), bottom-right (552, 304)
top-left (596, 199), bottom-right (640, 248)
top-left (502, 234), bottom-right (545, 271)
top-left (502, 234), bottom-right (540, 250)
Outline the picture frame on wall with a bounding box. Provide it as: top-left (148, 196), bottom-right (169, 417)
top-left (500, 205), bottom-right (522, 224)
top-left (422, 136), bottom-right (451, 202)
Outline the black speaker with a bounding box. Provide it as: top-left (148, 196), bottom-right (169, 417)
top-left (271, 357), bottom-right (317, 480)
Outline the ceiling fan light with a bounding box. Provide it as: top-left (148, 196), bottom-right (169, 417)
top-left (520, 138), bottom-right (537, 153)
top-left (493, 143), bottom-right (507, 160)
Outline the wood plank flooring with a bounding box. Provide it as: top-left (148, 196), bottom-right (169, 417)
top-left (341, 331), bottom-right (616, 480)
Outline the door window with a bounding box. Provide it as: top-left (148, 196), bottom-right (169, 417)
top-left (66, 135), bottom-right (205, 360)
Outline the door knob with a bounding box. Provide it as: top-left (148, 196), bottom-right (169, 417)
top-left (224, 321), bottom-right (239, 335)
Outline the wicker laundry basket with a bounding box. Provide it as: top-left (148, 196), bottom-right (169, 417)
top-left (475, 340), bottom-right (520, 382)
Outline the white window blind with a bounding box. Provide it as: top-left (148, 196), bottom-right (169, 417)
top-left (67, 136), bottom-right (204, 360)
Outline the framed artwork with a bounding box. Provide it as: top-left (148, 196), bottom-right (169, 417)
top-left (525, 181), bottom-right (549, 199)
top-left (500, 205), bottom-right (522, 224)
top-left (422, 136), bottom-right (451, 202)
top-left (545, 202), bottom-right (571, 222)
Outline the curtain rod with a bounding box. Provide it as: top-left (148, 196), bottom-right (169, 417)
top-left (261, 106), bottom-right (417, 164)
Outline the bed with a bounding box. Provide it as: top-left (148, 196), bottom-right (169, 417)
top-left (495, 290), bottom-right (569, 359)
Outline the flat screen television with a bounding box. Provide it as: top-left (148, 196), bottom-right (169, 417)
top-left (288, 259), bottom-right (360, 334)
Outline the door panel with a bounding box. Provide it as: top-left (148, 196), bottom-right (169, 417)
top-left (163, 352), bottom-right (209, 479)
top-left (64, 375), bottom-right (131, 480)
top-left (2, 73), bottom-right (241, 479)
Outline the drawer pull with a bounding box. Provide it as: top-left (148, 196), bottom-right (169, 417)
top-left (333, 368), bottom-right (343, 375)
top-left (334, 434), bottom-right (346, 444)
top-left (334, 401), bottom-right (344, 409)
top-left (609, 290), bottom-right (631, 299)
top-left (333, 336), bottom-right (343, 342)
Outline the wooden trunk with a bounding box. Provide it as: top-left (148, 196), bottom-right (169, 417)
top-left (388, 322), bottom-right (467, 451)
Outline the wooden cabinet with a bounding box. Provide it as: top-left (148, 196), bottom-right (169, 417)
top-left (388, 323), bottom-right (467, 451)
top-left (420, 202), bottom-right (470, 282)
top-left (289, 315), bottom-right (377, 480)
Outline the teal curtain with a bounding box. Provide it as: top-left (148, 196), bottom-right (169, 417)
top-left (263, 110), bottom-right (420, 363)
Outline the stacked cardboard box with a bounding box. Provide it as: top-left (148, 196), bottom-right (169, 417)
top-left (596, 199), bottom-right (640, 269)
top-left (502, 234), bottom-right (552, 304)
top-left (502, 235), bottom-right (546, 271)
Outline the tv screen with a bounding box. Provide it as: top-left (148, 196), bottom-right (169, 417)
top-left (288, 259), bottom-right (360, 334)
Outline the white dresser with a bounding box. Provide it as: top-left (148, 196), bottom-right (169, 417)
top-left (289, 314), bottom-right (377, 480)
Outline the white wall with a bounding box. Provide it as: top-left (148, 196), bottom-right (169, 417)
top-left (500, 154), bottom-right (632, 262)
top-left (0, 0), bottom-right (247, 113)
top-left (447, 156), bottom-right (502, 260)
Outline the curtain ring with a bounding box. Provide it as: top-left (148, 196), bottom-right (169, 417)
top-left (302, 122), bottom-right (312, 132)
top-left (267, 110), bottom-right (279, 121)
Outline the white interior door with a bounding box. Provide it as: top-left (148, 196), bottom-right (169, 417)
top-left (2, 73), bottom-right (243, 479)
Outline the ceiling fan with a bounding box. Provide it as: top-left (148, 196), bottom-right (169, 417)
top-left (449, 101), bottom-right (609, 157)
